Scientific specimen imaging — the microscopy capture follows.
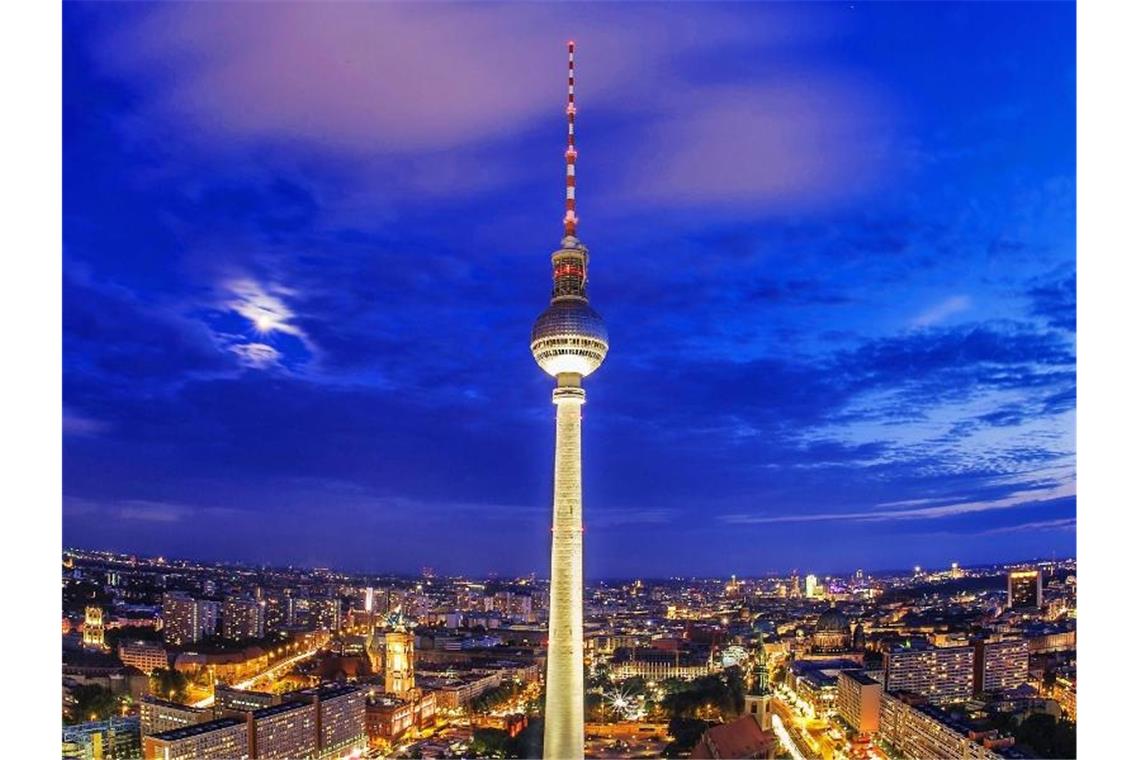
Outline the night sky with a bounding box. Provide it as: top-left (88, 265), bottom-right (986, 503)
top-left (63, 2), bottom-right (1075, 578)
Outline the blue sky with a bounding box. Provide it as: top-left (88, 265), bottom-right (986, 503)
top-left (62, 2), bottom-right (1075, 577)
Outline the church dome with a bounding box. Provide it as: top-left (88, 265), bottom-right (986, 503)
top-left (815, 607), bottom-right (849, 633)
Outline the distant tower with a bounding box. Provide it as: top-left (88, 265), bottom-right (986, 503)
top-left (364, 587), bottom-right (383, 673)
top-left (385, 625), bottom-right (415, 696)
top-left (83, 605), bottom-right (106, 650)
top-left (745, 636), bottom-right (773, 731)
top-left (532, 41), bottom-right (609, 760)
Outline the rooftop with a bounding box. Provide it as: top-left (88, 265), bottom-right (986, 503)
top-left (149, 717), bottom-right (245, 742)
top-left (252, 700), bottom-right (313, 720)
top-left (840, 670), bottom-right (881, 686)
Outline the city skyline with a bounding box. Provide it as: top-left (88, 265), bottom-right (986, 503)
top-left (63, 543), bottom-right (1075, 584)
top-left (63, 2), bottom-right (1075, 577)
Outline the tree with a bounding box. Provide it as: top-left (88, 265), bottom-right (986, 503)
top-left (662, 716), bottom-right (713, 758)
top-left (150, 667), bottom-right (190, 703)
top-left (470, 728), bottom-right (514, 758)
top-left (1015, 714), bottom-right (1076, 759)
top-left (585, 691), bottom-right (607, 722)
top-left (69, 684), bottom-right (118, 723)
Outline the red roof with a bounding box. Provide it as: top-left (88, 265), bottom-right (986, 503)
top-left (691, 716), bottom-right (776, 759)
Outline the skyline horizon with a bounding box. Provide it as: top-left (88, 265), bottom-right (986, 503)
top-left (64, 542), bottom-right (1074, 583)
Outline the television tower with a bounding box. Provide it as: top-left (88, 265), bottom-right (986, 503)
top-left (531, 41), bottom-right (609, 760)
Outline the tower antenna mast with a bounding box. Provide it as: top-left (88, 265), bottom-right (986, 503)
top-left (564, 41), bottom-right (578, 238)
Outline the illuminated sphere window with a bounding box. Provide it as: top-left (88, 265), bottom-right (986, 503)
top-left (531, 299), bottom-right (609, 377)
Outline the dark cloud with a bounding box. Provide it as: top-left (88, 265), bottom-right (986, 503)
top-left (1028, 272), bottom-right (1076, 332)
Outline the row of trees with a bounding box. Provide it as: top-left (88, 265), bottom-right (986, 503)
top-left (65, 684), bottom-right (126, 724)
top-left (469, 681), bottom-right (522, 714)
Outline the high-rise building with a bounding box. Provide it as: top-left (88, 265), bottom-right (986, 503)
top-left (883, 642), bottom-right (974, 704)
top-left (311, 596), bottom-right (342, 632)
top-left (140, 696), bottom-right (214, 737)
top-left (308, 684), bottom-right (368, 759)
top-left (531, 41), bottom-right (609, 760)
top-left (215, 684), bottom-right (280, 713)
top-left (1008, 569), bottom-right (1043, 610)
top-left (973, 638), bottom-right (1029, 695)
top-left (143, 717), bottom-right (248, 760)
top-left (805, 574), bottom-right (819, 599)
top-left (162, 592), bottom-right (221, 646)
top-left (252, 701), bottom-right (318, 759)
top-left (222, 596), bottom-right (266, 642)
top-left (144, 687), bottom-right (366, 760)
top-left (385, 629), bottom-right (415, 696)
top-left (162, 593), bottom-right (201, 646)
top-left (836, 670), bottom-right (881, 734)
top-left (83, 605), bottom-right (106, 650)
top-left (878, 691), bottom-right (1015, 760)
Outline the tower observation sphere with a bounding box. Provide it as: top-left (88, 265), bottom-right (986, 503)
top-left (530, 236), bottom-right (609, 378)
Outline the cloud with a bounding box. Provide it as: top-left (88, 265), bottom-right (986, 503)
top-left (1027, 271), bottom-right (1075, 332)
top-left (64, 269), bottom-right (236, 390)
top-left (65, 497), bottom-right (251, 529)
top-left (224, 279), bottom-right (306, 340)
top-left (620, 78), bottom-right (892, 211)
top-left (910, 295), bottom-right (972, 328)
top-left (718, 480), bottom-right (1074, 525)
top-left (978, 517), bottom-right (1075, 535)
top-left (90, 3), bottom-right (889, 210)
top-left (229, 342), bottom-right (282, 369)
top-left (63, 409), bottom-right (109, 437)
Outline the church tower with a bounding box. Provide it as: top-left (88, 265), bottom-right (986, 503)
top-left (745, 635), bottom-right (773, 731)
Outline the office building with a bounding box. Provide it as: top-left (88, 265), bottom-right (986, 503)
top-left (162, 593), bottom-right (220, 646)
top-left (884, 642), bottom-right (974, 704)
top-left (974, 639), bottom-right (1029, 695)
top-left (143, 717), bottom-right (248, 760)
top-left (143, 685), bottom-right (366, 759)
top-left (879, 691), bottom-right (1021, 760)
top-left (311, 597), bottom-right (342, 632)
top-left (222, 596), bottom-right (266, 642)
top-left (1007, 569), bottom-right (1043, 610)
top-left (837, 670), bottom-right (882, 734)
top-left (805, 574), bottom-right (819, 599)
top-left (252, 701), bottom-right (318, 759)
top-left (118, 641), bottom-right (169, 675)
top-left (162, 593), bottom-right (199, 646)
top-left (215, 684), bottom-right (280, 713)
top-left (308, 684), bottom-right (368, 758)
top-left (140, 696), bottom-right (214, 737)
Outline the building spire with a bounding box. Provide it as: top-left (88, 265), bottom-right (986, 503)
top-left (563, 40), bottom-right (578, 238)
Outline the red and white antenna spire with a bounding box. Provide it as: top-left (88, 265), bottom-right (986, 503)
top-left (563, 40), bottom-right (578, 239)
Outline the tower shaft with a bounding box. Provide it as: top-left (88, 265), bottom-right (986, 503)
top-left (543, 380), bottom-right (586, 760)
